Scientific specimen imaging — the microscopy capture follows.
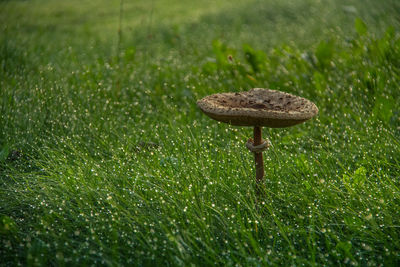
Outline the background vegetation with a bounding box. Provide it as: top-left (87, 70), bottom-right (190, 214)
top-left (1, 0), bottom-right (400, 265)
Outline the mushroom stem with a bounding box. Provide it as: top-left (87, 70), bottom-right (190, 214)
top-left (253, 126), bottom-right (264, 183)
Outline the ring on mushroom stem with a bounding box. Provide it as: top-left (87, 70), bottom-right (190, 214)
top-left (197, 88), bottom-right (318, 192)
top-left (246, 137), bottom-right (270, 153)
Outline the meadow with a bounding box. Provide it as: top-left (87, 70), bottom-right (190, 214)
top-left (1, 0), bottom-right (400, 265)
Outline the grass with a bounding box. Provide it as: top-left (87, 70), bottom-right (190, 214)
top-left (1, 0), bottom-right (400, 265)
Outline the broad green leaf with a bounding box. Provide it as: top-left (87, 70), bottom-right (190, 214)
top-left (315, 40), bottom-right (334, 69)
top-left (343, 166), bottom-right (367, 189)
top-left (313, 71), bottom-right (326, 94)
top-left (355, 18), bottom-right (367, 36)
top-left (372, 96), bottom-right (395, 123)
top-left (0, 215), bottom-right (17, 234)
top-left (336, 241), bottom-right (354, 259)
top-left (243, 44), bottom-right (267, 73)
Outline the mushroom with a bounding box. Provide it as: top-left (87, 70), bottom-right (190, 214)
top-left (197, 88), bottom-right (318, 189)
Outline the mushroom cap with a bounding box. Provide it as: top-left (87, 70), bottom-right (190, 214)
top-left (197, 88), bottom-right (318, 128)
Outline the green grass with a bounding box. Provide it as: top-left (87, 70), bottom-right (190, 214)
top-left (1, 0), bottom-right (400, 265)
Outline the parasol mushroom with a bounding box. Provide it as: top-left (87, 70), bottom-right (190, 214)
top-left (197, 88), bottom-right (318, 188)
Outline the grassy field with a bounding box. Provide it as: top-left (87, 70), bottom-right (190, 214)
top-left (1, 0), bottom-right (400, 265)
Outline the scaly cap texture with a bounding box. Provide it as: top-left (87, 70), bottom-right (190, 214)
top-left (197, 88), bottom-right (318, 127)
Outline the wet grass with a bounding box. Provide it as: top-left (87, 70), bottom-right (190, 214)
top-left (1, 0), bottom-right (400, 265)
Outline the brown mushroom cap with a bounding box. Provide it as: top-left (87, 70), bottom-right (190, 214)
top-left (197, 88), bottom-right (318, 128)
